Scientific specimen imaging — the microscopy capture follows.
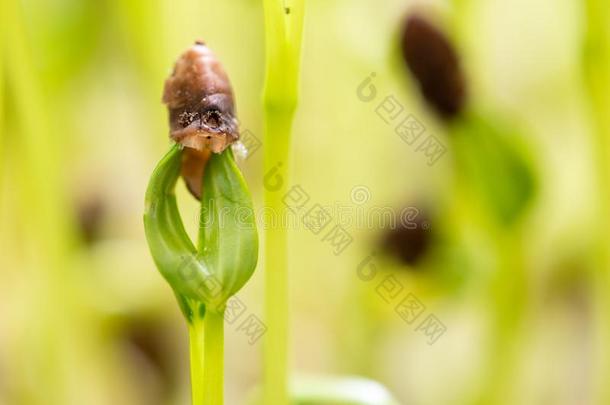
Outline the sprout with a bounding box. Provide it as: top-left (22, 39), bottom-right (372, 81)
top-left (144, 42), bottom-right (258, 405)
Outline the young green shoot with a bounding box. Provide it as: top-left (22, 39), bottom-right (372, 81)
top-left (144, 145), bottom-right (258, 405)
top-left (261, 1), bottom-right (305, 404)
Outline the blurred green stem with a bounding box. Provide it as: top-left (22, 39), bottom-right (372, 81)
top-left (262, 1), bottom-right (304, 404)
top-left (583, 1), bottom-right (610, 404)
top-left (478, 230), bottom-right (526, 405)
top-left (453, 168), bottom-right (522, 405)
top-left (2, 0), bottom-right (72, 402)
top-left (0, 22), bottom-right (3, 177)
top-left (451, 113), bottom-right (533, 405)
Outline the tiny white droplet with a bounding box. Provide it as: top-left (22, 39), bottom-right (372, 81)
top-left (232, 141), bottom-right (249, 162)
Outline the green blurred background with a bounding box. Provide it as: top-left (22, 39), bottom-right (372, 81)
top-left (1, 0), bottom-right (609, 404)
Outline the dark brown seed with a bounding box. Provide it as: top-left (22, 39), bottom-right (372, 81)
top-left (401, 14), bottom-right (466, 120)
top-left (380, 209), bottom-right (433, 266)
top-left (162, 41), bottom-right (239, 199)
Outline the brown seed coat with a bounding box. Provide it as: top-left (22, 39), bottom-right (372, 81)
top-left (162, 41), bottom-right (239, 199)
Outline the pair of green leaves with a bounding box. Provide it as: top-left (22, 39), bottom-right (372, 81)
top-left (143, 144), bottom-right (258, 319)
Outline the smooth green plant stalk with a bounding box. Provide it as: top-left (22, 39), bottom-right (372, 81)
top-left (203, 310), bottom-right (225, 405)
top-left (261, 1), bottom-right (304, 404)
top-left (263, 108), bottom-right (293, 405)
top-left (188, 305), bottom-right (225, 405)
top-left (582, 2), bottom-right (610, 404)
top-left (189, 313), bottom-right (206, 405)
top-left (197, 206), bottom-right (225, 405)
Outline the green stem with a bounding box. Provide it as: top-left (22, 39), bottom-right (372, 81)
top-left (263, 105), bottom-right (295, 405)
top-left (189, 311), bottom-right (206, 405)
top-left (582, 1), bottom-right (610, 404)
top-left (477, 230), bottom-right (526, 405)
top-left (0, 23), bottom-right (3, 177)
top-left (450, 117), bottom-right (530, 405)
top-left (261, 1), bottom-right (304, 404)
top-left (203, 310), bottom-right (225, 405)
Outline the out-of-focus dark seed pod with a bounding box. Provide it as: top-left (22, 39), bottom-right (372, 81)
top-left (401, 14), bottom-right (466, 120)
top-left (162, 41), bottom-right (239, 199)
top-left (76, 194), bottom-right (106, 245)
top-left (380, 209), bottom-right (433, 267)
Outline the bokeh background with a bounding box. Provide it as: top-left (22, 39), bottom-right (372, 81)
top-left (1, 0), bottom-right (609, 404)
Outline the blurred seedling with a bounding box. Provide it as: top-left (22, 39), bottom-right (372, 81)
top-left (400, 10), bottom-right (537, 405)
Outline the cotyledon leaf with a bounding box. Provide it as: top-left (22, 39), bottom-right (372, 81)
top-left (451, 111), bottom-right (537, 226)
top-left (144, 144), bottom-right (258, 316)
top-left (198, 147), bottom-right (259, 309)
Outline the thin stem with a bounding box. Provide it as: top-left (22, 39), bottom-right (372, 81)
top-left (0, 23), bottom-right (3, 179)
top-left (189, 312), bottom-right (206, 405)
top-left (582, 1), bottom-right (610, 404)
top-left (451, 116), bottom-right (530, 405)
top-left (477, 230), bottom-right (527, 405)
top-left (203, 309), bottom-right (225, 405)
top-left (263, 107), bottom-right (294, 405)
top-left (261, 1), bottom-right (304, 404)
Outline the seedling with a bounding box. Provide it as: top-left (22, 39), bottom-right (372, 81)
top-left (144, 43), bottom-right (258, 405)
top-left (401, 12), bottom-right (537, 405)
